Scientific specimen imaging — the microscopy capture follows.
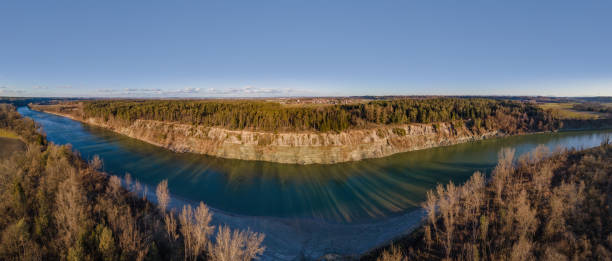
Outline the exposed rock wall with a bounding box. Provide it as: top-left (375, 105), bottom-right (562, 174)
top-left (37, 109), bottom-right (502, 164)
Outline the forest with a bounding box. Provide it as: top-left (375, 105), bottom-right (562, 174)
top-left (79, 98), bottom-right (560, 133)
top-left (0, 104), bottom-right (265, 260)
top-left (365, 141), bottom-right (612, 260)
top-left (4, 101), bottom-right (610, 260)
top-left (572, 102), bottom-right (612, 114)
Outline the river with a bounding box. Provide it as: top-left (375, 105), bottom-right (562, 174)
top-left (18, 106), bottom-right (612, 259)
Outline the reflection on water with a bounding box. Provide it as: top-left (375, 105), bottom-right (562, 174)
top-left (19, 107), bottom-right (612, 223)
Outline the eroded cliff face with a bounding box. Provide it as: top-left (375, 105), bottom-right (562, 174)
top-left (38, 109), bottom-right (502, 164)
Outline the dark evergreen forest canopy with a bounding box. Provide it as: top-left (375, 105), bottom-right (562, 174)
top-left (81, 98), bottom-right (559, 133)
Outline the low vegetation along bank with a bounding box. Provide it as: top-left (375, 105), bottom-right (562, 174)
top-left (2, 102), bottom-right (611, 260)
top-left (364, 141), bottom-right (612, 261)
top-left (32, 98), bottom-right (560, 164)
top-left (0, 104), bottom-right (266, 260)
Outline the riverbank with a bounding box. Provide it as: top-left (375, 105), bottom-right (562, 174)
top-left (32, 105), bottom-right (523, 164)
top-left (361, 142), bottom-right (612, 260)
top-left (32, 104), bottom-right (612, 165)
top-left (20, 106), bottom-right (612, 260)
top-left (162, 189), bottom-right (427, 260)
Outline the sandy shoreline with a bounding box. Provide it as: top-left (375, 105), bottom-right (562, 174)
top-left (135, 180), bottom-right (425, 260)
top-left (179, 196), bottom-right (423, 260)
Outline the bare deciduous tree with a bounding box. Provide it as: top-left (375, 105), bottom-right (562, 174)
top-left (107, 175), bottom-right (122, 197)
top-left (243, 228), bottom-right (266, 261)
top-left (209, 225), bottom-right (266, 261)
top-left (492, 148), bottom-right (515, 203)
top-left (156, 179), bottom-right (170, 213)
top-left (195, 202), bottom-right (214, 252)
top-left (54, 170), bottom-right (87, 249)
top-left (180, 202), bottom-right (214, 261)
top-left (510, 236), bottom-right (533, 261)
top-left (180, 205), bottom-right (197, 261)
top-left (124, 173), bottom-right (132, 190)
top-left (133, 180), bottom-right (142, 199)
top-left (165, 212), bottom-right (179, 241)
top-left (422, 190), bottom-right (437, 232)
top-left (117, 208), bottom-right (151, 261)
top-left (512, 190), bottom-right (538, 238)
top-left (89, 154), bottom-right (103, 170)
top-left (376, 245), bottom-right (406, 261)
top-left (142, 185), bottom-right (148, 201)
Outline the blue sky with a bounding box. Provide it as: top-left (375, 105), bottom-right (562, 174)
top-left (1, 1), bottom-right (611, 97)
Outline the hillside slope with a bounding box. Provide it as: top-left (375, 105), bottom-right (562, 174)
top-left (364, 142), bottom-right (612, 260)
top-left (31, 99), bottom-right (559, 164)
top-left (0, 104), bottom-right (265, 261)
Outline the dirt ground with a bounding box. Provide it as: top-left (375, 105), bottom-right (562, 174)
top-left (0, 137), bottom-right (26, 159)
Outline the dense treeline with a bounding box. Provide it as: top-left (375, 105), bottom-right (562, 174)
top-left (367, 142), bottom-right (612, 260)
top-left (573, 102), bottom-right (612, 114)
top-left (0, 104), bottom-right (265, 260)
top-left (81, 98), bottom-right (559, 133)
top-left (0, 98), bottom-right (57, 107)
top-left (0, 104), bottom-right (46, 145)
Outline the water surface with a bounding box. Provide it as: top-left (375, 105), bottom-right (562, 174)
top-left (19, 106), bottom-right (611, 224)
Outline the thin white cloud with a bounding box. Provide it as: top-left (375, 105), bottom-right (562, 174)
top-left (124, 88), bottom-right (163, 93)
top-left (0, 86), bottom-right (27, 95)
top-left (164, 87), bottom-right (201, 94)
top-left (95, 87), bottom-right (202, 96)
top-left (205, 86), bottom-right (294, 95)
top-left (97, 89), bottom-right (118, 93)
top-left (33, 86), bottom-right (48, 89)
top-left (87, 85), bottom-right (317, 97)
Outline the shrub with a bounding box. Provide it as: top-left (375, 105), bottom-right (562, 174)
top-left (392, 128), bottom-right (406, 136)
top-left (367, 141), bottom-right (612, 260)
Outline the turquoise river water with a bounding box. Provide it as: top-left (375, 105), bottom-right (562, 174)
top-left (18, 106), bottom-right (612, 259)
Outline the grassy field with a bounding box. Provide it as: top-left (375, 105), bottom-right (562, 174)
top-left (0, 129), bottom-right (25, 158)
top-left (0, 137), bottom-right (26, 159)
top-left (0, 128), bottom-right (20, 139)
top-left (600, 102), bottom-right (612, 108)
top-left (538, 102), bottom-right (607, 120)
